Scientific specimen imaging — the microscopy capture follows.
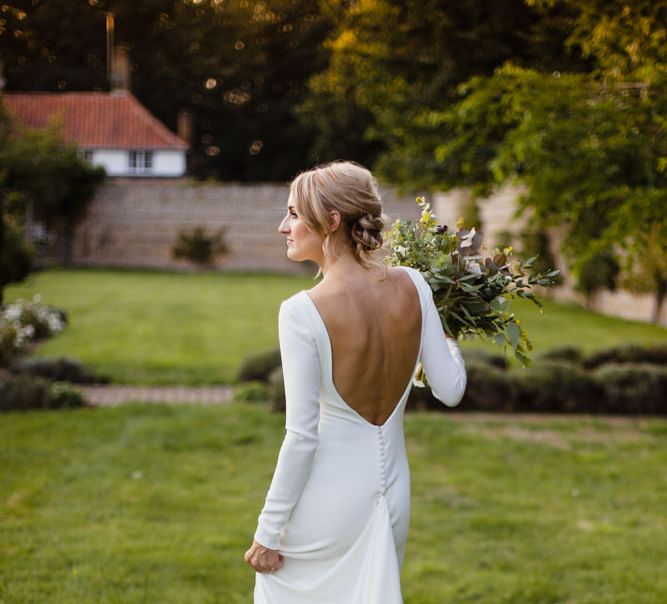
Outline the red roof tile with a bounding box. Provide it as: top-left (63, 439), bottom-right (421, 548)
top-left (2, 91), bottom-right (188, 150)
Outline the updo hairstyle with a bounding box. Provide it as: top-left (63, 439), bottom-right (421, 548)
top-left (289, 161), bottom-right (389, 272)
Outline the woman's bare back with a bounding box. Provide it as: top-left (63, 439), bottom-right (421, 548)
top-left (306, 266), bottom-right (422, 425)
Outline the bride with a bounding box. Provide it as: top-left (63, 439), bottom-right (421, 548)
top-left (245, 161), bottom-right (467, 603)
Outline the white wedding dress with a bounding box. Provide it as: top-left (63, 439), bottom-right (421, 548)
top-left (253, 266), bottom-right (467, 603)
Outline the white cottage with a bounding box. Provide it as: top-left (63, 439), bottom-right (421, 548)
top-left (3, 90), bottom-right (189, 178)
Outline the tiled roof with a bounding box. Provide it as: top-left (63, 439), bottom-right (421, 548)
top-left (2, 91), bottom-right (188, 150)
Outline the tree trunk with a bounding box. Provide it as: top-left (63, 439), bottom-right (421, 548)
top-left (0, 191), bottom-right (5, 306)
top-left (62, 218), bottom-right (73, 266)
top-left (653, 278), bottom-right (666, 325)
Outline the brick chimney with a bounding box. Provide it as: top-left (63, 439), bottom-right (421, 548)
top-left (111, 44), bottom-right (131, 93)
top-left (177, 109), bottom-right (194, 147)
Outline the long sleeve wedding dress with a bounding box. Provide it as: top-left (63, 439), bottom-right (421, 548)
top-left (253, 266), bottom-right (466, 604)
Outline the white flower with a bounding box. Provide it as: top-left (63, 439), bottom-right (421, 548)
top-left (465, 259), bottom-right (483, 274)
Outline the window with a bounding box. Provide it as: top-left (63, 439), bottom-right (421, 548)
top-left (129, 150), bottom-right (154, 174)
top-left (78, 149), bottom-right (94, 162)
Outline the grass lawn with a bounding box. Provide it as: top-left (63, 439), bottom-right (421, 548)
top-left (1, 403), bottom-right (666, 603)
top-left (6, 267), bottom-right (667, 385)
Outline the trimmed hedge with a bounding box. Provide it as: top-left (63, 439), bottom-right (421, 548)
top-left (583, 344), bottom-right (667, 369)
top-left (460, 362), bottom-right (519, 412)
top-left (10, 356), bottom-right (108, 384)
top-left (0, 375), bottom-right (87, 411)
top-left (233, 381), bottom-right (270, 404)
top-left (538, 346), bottom-right (584, 365)
top-left (461, 349), bottom-right (509, 370)
top-left (268, 367), bottom-right (285, 412)
top-left (515, 361), bottom-right (605, 413)
top-left (593, 363), bottom-right (667, 415)
top-left (237, 348), bottom-right (282, 382)
top-left (253, 343), bottom-right (667, 416)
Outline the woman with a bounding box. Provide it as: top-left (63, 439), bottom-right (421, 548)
top-left (244, 161), bottom-right (466, 603)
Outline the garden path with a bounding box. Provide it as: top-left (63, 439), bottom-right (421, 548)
top-left (76, 385), bottom-right (234, 406)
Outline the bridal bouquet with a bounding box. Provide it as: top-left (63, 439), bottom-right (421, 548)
top-left (387, 197), bottom-right (560, 367)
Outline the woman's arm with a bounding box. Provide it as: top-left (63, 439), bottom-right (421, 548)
top-left (253, 296), bottom-right (321, 549)
top-left (418, 276), bottom-right (467, 406)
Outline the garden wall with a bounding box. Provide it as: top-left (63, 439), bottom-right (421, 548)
top-left (51, 179), bottom-right (424, 275)
top-left (32, 179), bottom-right (666, 326)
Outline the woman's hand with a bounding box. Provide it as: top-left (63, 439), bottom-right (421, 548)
top-left (244, 540), bottom-right (284, 573)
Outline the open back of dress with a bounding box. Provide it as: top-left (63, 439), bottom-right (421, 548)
top-left (253, 266), bottom-right (467, 604)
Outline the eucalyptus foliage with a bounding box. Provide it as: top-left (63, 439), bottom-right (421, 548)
top-left (388, 198), bottom-right (560, 366)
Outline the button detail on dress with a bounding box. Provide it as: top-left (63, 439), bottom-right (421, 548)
top-left (377, 425), bottom-right (387, 496)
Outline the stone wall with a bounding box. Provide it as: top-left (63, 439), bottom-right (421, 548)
top-left (32, 179), bottom-right (666, 326)
top-left (52, 179), bottom-right (423, 275)
top-left (434, 185), bottom-right (667, 327)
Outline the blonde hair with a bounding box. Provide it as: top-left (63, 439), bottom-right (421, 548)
top-left (289, 161), bottom-right (389, 275)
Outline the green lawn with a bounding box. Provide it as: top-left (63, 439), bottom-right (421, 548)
top-left (1, 404), bottom-right (666, 603)
top-left (6, 267), bottom-right (666, 384)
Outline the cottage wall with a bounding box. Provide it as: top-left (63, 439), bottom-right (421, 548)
top-left (90, 150), bottom-right (186, 177)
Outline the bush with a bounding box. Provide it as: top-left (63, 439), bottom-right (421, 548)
top-left (0, 374), bottom-right (87, 411)
top-left (462, 348), bottom-right (509, 370)
top-left (268, 366), bottom-right (285, 412)
top-left (233, 381), bottom-right (270, 404)
top-left (538, 346), bottom-right (583, 365)
top-left (516, 361), bottom-right (604, 413)
top-left (10, 356), bottom-right (108, 384)
top-left (462, 362), bottom-right (520, 411)
top-left (583, 344), bottom-right (667, 369)
top-left (0, 214), bottom-right (35, 288)
top-left (0, 374), bottom-right (51, 410)
top-left (575, 249), bottom-right (620, 302)
top-left (2, 294), bottom-right (67, 340)
top-left (171, 225), bottom-right (229, 266)
top-left (49, 381), bottom-right (88, 409)
top-left (237, 348), bottom-right (282, 382)
top-left (0, 294), bottom-right (68, 366)
top-left (593, 363), bottom-right (667, 415)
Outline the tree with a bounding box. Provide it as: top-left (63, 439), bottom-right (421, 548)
top-left (379, 0), bottom-right (666, 291)
top-left (0, 101), bottom-right (105, 284)
top-left (1, 0), bottom-right (334, 181)
top-left (621, 223), bottom-right (667, 324)
top-left (300, 0), bottom-right (587, 177)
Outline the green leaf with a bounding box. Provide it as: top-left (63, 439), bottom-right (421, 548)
top-left (506, 321), bottom-right (521, 350)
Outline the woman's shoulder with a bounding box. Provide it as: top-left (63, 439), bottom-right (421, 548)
top-left (280, 290), bottom-right (310, 315)
top-left (390, 265), bottom-right (429, 297)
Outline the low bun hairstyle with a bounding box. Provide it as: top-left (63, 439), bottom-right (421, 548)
top-left (289, 161), bottom-right (389, 273)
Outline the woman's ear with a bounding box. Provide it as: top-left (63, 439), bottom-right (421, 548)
top-left (329, 210), bottom-right (342, 232)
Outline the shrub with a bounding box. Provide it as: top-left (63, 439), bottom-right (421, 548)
top-left (0, 214), bottom-right (35, 288)
top-left (238, 348), bottom-right (282, 382)
top-left (462, 349), bottom-right (509, 370)
top-left (538, 346), bottom-right (583, 365)
top-left (10, 356), bottom-right (108, 384)
top-left (0, 374), bottom-right (88, 411)
top-left (49, 381), bottom-right (88, 409)
top-left (406, 382), bottom-right (440, 411)
top-left (233, 381), bottom-right (270, 404)
top-left (583, 344), bottom-right (667, 369)
top-left (516, 360), bottom-right (604, 413)
top-left (268, 366), bottom-right (285, 412)
top-left (593, 363), bottom-right (667, 415)
top-left (171, 225), bottom-right (229, 266)
top-left (2, 294), bottom-right (67, 340)
top-left (461, 362), bottom-right (519, 411)
top-left (0, 374), bottom-right (51, 410)
top-left (0, 294), bottom-right (68, 366)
